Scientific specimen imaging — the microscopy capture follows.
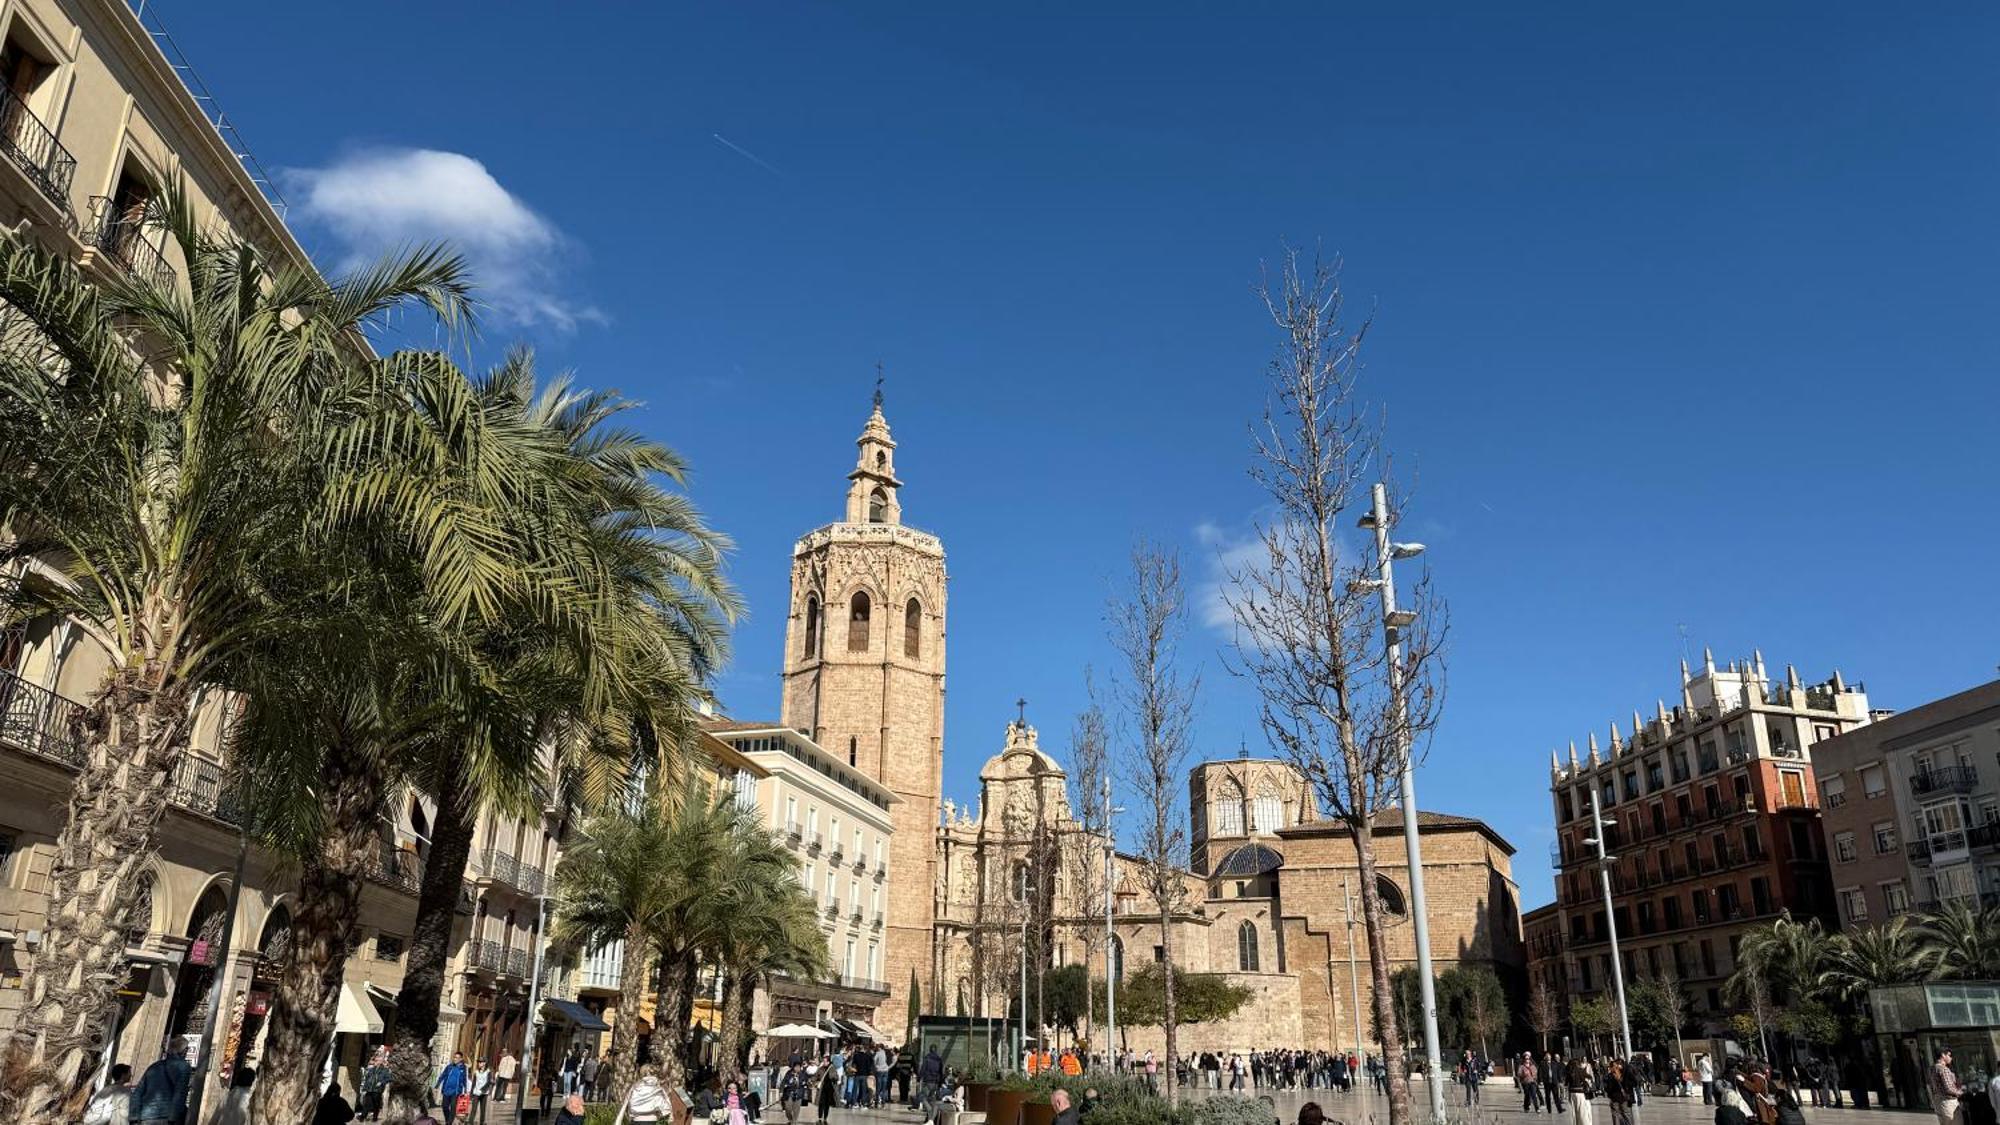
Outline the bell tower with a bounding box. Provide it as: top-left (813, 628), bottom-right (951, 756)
top-left (780, 386), bottom-right (946, 1040)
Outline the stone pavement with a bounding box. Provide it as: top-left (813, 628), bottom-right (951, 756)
top-left (477, 1078), bottom-right (1931, 1125)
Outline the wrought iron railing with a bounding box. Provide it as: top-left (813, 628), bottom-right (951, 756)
top-left (166, 753), bottom-right (242, 826)
top-left (367, 847), bottom-right (424, 895)
top-left (517, 864), bottom-right (545, 896)
top-left (0, 669), bottom-right (85, 767)
top-left (481, 848), bottom-right (518, 886)
top-left (0, 85), bottom-right (74, 209)
top-left (506, 947), bottom-right (529, 978)
top-left (1913, 765), bottom-right (1978, 797)
top-left (472, 938), bottom-right (502, 971)
top-left (85, 196), bottom-right (175, 290)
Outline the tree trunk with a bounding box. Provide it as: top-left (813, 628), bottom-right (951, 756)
top-left (599, 930), bottom-right (650, 1101)
top-left (718, 969), bottom-right (755, 1078)
top-left (252, 750), bottom-right (381, 1121)
top-left (2, 668), bottom-right (191, 1125)
top-left (1157, 907), bottom-right (1178, 1109)
top-left (651, 950), bottom-right (696, 1094)
top-left (1352, 819), bottom-right (1412, 1125)
top-left (383, 774), bottom-right (476, 1124)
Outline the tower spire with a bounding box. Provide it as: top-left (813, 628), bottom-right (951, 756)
top-left (845, 381), bottom-right (902, 525)
top-left (874, 360), bottom-right (885, 410)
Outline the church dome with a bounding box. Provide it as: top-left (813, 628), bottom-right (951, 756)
top-left (1213, 843), bottom-right (1284, 878)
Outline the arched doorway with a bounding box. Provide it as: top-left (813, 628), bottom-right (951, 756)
top-left (165, 883), bottom-right (231, 1048)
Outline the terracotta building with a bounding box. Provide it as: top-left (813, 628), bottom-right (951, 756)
top-left (1547, 651), bottom-right (1871, 1039)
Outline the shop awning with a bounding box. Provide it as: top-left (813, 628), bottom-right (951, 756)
top-left (336, 982), bottom-right (383, 1035)
top-left (542, 999), bottom-right (609, 1032)
top-left (821, 1017), bottom-right (870, 1041)
top-left (365, 984), bottom-right (398, 1009)
top-left (848, 1018), bottom-right (886, 1043)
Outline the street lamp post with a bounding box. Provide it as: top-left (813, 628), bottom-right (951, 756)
top-left (1361, 481), bottom-right (1444, 1119)
top-left (520, 893), bottom-right (552, 1115)
top-left (1103, 776), bottom-right (1117, 1060)
top-left (1586, 785), bottom-right (1638, 1072)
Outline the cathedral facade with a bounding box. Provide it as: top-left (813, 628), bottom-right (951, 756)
top-left (772, 398), bottom-right (1526, 1050)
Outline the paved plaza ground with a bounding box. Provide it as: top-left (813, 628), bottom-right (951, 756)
top-left (481, 1078), bottom-right (1933, 1125)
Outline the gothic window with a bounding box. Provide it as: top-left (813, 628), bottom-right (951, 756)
top-left (1238, 920), bottom-right (1260, 971)
top-left (1110, 935), bottom-right (1125, 981)
top-left (867, 487), bottom-right (888, 523)
top-left (904, 599), bottom-right (922, 659)
top-left (1214, 781), bottom-right (1245, 837)
top-left (848, 737), bottom-right (858, 767)
top-left (848, 592), bottom-right (871, 651)
top-left (1251, 784), bottom-right (1284, 834)
top-left (803, 596), bottom-right (820, 659)
top-left (1377, 874), bottom-right (1408, 916)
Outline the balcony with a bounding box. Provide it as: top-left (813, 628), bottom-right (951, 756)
top-left (0, 669), bottom-right (86, 768)
top-left (850, 908), bottom-right (864, 925)
top-left (0, 86), bottom-right (76, 210)
top-left (835, 975), bottom-right (890, 994)
top-left (828, 845), bottom-right (844, 866)
top-left (872, 912), bottom-right (884, 929)
top-left (479, 848), bottom-right (518, 887)
top-left (366, 847), bottom-right (423, 895)
top-left (807, 832), bottom-right (823, 855)
top-left (506, 948), bottom-right (529, 978)
top-left (165, 752), bottom-right (243, 826)
top-left (1971, 822), bottom-right (2000, 851)
top-left (824, 900), bottom-right (840, 920)
top-left (471, 938), bottom-right (503, 972)
top-left (1913, 766), bottom-right (1979, 797)
top-left (852, 856), bottom-right (868, 875)
top-left (1911, 832), bottom-right (1968, 865)
top-left (785, 823), bottom-right (802, 846)
top-left (517, 864), bottom-right (546, 896)
top-left (873, 863), bottom-right (887, 882)
top-left (85, 196), bottom-right (175, 291)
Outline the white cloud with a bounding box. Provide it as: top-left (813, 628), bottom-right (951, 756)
top-left (1193, 521), bottom-right (1267, 634)
top-left (288, 148), bottom-right (601, 331)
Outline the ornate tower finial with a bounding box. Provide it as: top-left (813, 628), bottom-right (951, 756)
top-left (874, 360), bottom-right (885, 410)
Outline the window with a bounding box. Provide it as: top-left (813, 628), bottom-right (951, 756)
top-left (830, 816), bottom-right (840, 847)
top-left (1376, 875), bottom-right (1407, 916)
top-left (854, 827), bottom-right (863, 856)
top-left (1839, 888), bottom-right (1868, 924)
top-left (868, 941), bottom-right (879, 980)
top-left (808, 807), bottom-right (819, 837)
top-left (1601, 779), bottom-right (1617, 808)
top-left (1110, 935), bottom-right (1125, 980)
top-left (848, 592), bottom-right (871, 651)
top-left (826, 870), bottom-right (838, 904)
top-left (375, 933), bottom-right (405, 962)
top-left (1213, 784), bottom-right (1245, 836)
top-left (1873, 822), bottom-right (1898, 855)
top-left (1663, 896), bottom-right (1682, 929)
top-left (803, 597), bottom-right (820, 658)
top-left (904, 599), bottom-right (922, 659)
top-left (848, 737), bottom-right (857, 767)
top-left (1822, 774), bottom-right (1847, 808)
top-left (1237, 921), bottom-right (1260, 971)
top-left (1751, 876), bottom-right (1771, 915)
top-left (844, 940), bottom-right (856, 976)
top-left (1251, 786), bottom-right (1283, 834)
top-left (785, 797), bottom-right (798, 832)
top-left (867, 487), bottom-right (888, 523)
top-left (1861, 764), bottom-right (1887, 798)
top-left (1883, 881), bottom-right (1910, 913)
top-left (1779, 770), bottom-right (1806, 808)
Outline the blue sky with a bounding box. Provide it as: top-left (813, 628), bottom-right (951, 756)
top-left (163, 2), bottom-right (2000, 910)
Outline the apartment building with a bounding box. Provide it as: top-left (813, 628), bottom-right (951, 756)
top-left (0, 0), bottom-right (450, 1107)
top-left (703, 719), bottom-right (898, 1046)
top-left (1814, 679), bottom-right (2000, 925)
top-left (1523, 902), bottom-right (1567, 1028)
top-left (1548, 651), bottom-right (1871, 1041)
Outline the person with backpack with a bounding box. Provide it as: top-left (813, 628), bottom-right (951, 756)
top-left (131, 1042), bottom-right (194, 1125)
top-left (612, 1064), bottom-right (676, 1125)
top-left (1566, 1054), bottom-right (1597, 1125)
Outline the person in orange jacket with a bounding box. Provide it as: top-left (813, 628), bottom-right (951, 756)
top-left (1060, 1049), bottom-right (1082, 1077)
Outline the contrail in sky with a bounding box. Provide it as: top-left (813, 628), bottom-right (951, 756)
top-left (712, 133), bottom-right (784, 177)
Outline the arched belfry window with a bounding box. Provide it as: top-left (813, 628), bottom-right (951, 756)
top-left (1238, 920), bottom-right (1260, 971)
top-left (803, 596), bottom-right (821, 659)
top-left (1252, 783), bottom-right (1284, 834)
top-left (904, 599), bottom-right (922, 659)
top-left (1377, 874), bottom-right (1408, 916)
top-left (848, 592), bottom-right (871, 651)
top-left (1214, 781), bottom-right (1245, 837)
top-left (867, 487), bottom-right (889, 523)
top-left (876, 451), bottom-right (887, 469)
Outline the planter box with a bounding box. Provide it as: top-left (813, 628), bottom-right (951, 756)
top-left (1021, 1100), bottom-right (1056, 1125)
top-left (986, 1087), bottom-right (1029, 1125)
top-left (963, 1081), bottom-right (992, 1113)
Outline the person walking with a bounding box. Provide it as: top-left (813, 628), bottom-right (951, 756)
top-left (815, 1059), bottom-right (839, 1125)
top-left (612, 1065), bottom-right (677, 1125)
top-left (1604, 1058), bottom-right (1635, 1125)
top-left (315, 1079), bottom-right (358, 1125)
top-left (873, 1043), bottom-right (891, 1108)
top-left (1566, 1053), bottom-right (1597, 1125)
top-left (83, 1063), bottom-right (136, 1125)
top-left (494, 1050), bottom-right (517, 1105)
top-left (1931, 1049), bottom-right (1965, 1125)
top-left (917, 1045), bottom-right (945, 1115)
top-left (553, 1092), bottom-right (588, 1125)
top-left (779, 1063), bottom-right (808, 1125)
top-left (580, 1052), bottom-right (601, 1102)
top-left (1700, 1054), bottom-right (1717, 1106)
top-left (469, 1058), bottom-right (494, 1125)
top-left (131, 1043), bottom-right (194, 1125)
top-left (1520, 1055), bottom-right (1543, 1112)
top-left (1543, 1053), bottom-right (1566, 1113)
top-left (360, 1049), bottom-right (393, 1121)
top-left (435, 1051), bottom-right (471, 1125)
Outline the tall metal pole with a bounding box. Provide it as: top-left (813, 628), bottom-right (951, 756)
top-left (520, 895), bottom-right (551, 1097)
top-left (1368, 482), bottom-right (1444, 1120)
top-left (1103, 776), bottom-right (1117, 1061)
top-left (1343, 876), bottom-right (1364, 1063)
top-left (185, 821), bottom-right (250, 1125)
top-left (1588, 785), bottom-right (1636, 1067)
top-left (1019, 908), bottom-right (1029, 1069)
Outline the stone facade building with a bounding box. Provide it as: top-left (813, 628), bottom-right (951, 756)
top-left (1546, 651), bottom-right (1871, 1040)
top-left (1812, 678), bottom-right (2000, 923)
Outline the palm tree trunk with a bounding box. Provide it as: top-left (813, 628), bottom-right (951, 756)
top-left (2, 667), bottom-right (192, 1125)
top-left (716, 969), bottom-right (754, 1078)
top-left (652, 950), bottom-right (697, 1094)
top-left (252, 750), bottom-right (381, 1122)
top-left (383, 775), bottom-right (475, 1124)
top-left (600, 927), bottom-right (651, 1102)
top-left (1353, 818), bottom-right (1412, 1125)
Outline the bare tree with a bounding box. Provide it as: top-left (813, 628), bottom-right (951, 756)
top-left (1656, 963), bottom-right (1690, 1066)
top-left (1107, 543), bottom-right (1199, 1107)
top-left (1527, 978), bottom-right (1561, 1052)
top-left (1065, 674), bottom-right (1111, 1048)
top-left (1222, 249), bottom-right (1446, 1125)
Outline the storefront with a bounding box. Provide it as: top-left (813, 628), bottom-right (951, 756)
top-left (1870, 981), bottom-right (2000, 1110)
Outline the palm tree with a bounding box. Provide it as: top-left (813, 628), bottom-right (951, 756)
top-left (1822, 917), bottom-right (1934, 1000)
top-left (1921, 900), bottom-right (2000, 979)
top-left (1731, 912), bottom-right (1833, 1004)
top-left (0, 185), bottom-right (487, 1123)
top-left (711, 812), bottom-right (828, 1078)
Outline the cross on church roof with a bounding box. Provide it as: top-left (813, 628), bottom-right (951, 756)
top-left (1016, 697), bottom-right (1028, 726)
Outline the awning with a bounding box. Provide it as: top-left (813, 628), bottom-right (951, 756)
top-left (848, 1019), bottom-right (886, 1043)
top-left (364, 984), bottom-right (398, 1008)
top-left (822, 1017), bottom-right (872, 1041)
top-left (439, 1001), bottom-right (467, 1022)
top-left (542, 999), bottom-right (609, 1032)
top-left (335, 982), bottom-right (383, 1035)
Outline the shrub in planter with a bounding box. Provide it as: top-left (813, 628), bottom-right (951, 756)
top-left (1191, 1094), bottom-right (1282, 1125)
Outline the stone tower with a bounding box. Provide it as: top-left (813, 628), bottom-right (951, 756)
top-left (779, 390), bottom-right (946, 1040)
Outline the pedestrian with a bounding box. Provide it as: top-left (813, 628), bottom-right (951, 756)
top-left (918, 1045), bottom-right (945, 1114)
top-left (1931, 1048), bottom-right (1964, 1125)
top-left (131, 1042), bottom-right (194, 1125)
top-left (874, 1043), bottom-right (890, 1108)
top-left (1520, 1054), bottom-right (1543, 1112)
top-left (563, 1048), bottom-right (583, 1097)
top-left (1716, 1077), bottom-right (1752, 1125)
top-left (1566, 1053), bottom-right (1596, 1125)
top-left (361, 1049), bottom-right (393, 1121)
top-left (316, 1079), bottom-right (359, 1125)
top-left (815, 1060), bottom-right (839, 1125)
top-left (1051, 1088), bottom-right (1081, 1125)
top-left (435, 1051), bottom-right (471, 1125)
top-left (1772, 1071), bottom-right (1807, 1125)
top-left (1604, 1058), bottom-right (1635, 1125)
top-left (1700, 1054), bottom-right (1716, 1106)
top-left (612, 1065), bottom-right (677, 1125)
top-left (779, 1063), bottom-right (808, 1125)
top-left (723, 1078), bottom-right (750, 1125)
top-left (581, 1053), bottom-right (601, 1102)
top-left (1821, 1058), bottom-right (1843, 1109)
top-left (553, 1092), bottom-right (588, 1125)
top-left (82, 1062), bottom-right (135, 1125)
top-left (495, 1049), bottom-right (518, 1104)
top-left (469, 1057), bottom-right (494, 1125)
